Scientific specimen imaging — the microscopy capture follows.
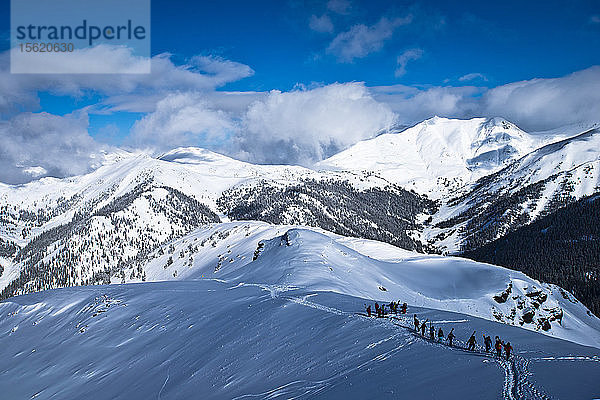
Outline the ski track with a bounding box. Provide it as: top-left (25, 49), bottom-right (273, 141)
top-left (280, 292), bottom-right (549, 400)
top-left (224, 282), bottom-right (557, 399)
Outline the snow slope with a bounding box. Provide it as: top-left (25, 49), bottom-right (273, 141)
top-left (130, 221), bottom-right (600, 348)
top-left (1, 278), bottom-right (599, 399)
top-left (317, 117), bottom-right (543, 198)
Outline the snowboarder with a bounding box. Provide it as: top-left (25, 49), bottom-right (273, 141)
top-left (366, 305), bottom-right (371, 317)
top-left (495, 337), bottom-right (503, 358)
top-left (504, 342), bottom-right (512, 360)
top-left (429, 324), bottom-right (435, 340)
top-left (413, 314), bottom-right (419, 331)
top-left (467, 331), bottom-right (477, 351)
top-left (438, 327), bottom-right (444, 342)
top-left (447, 328), bottom-right (455, 346)
top-left (401, 302), bottom-right (407, 314)
top-left (484, 334), bottom-right (492, 352)
top-left (420, 320), bottom-right (428, 336)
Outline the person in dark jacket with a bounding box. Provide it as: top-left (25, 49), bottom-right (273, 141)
top-left (447, 329), bottom-right (455, 346)
top-left (467, 332), bottom-right (477, 351)
top-left (413, 314), bottom-right (419, 331)
top-left (420, 320), bottom-right (428, 336)
top-left (401, 303), bottom-right (407, 314)
top-left (504, 342), bottom-right (513, 360)
top-left (495, 337), bottom-right (503, 357)
top-left (437, 327), bottom-right (444, 342)
top-left (484, 334), bottom-right (492, 352)
top-left (366, 305), bottom-right (371, 317)
top-left (429, 324), bottom-right (435, 340)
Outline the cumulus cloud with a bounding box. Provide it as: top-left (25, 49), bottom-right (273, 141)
top-left (458, 72), bottom-right (488, 82)
top-left (0, 47), bottom-right (254, 115)
top-left (235, 82), bottom-right (397, 164)
top-left (481, 66), bottom-right (600, 131)
top-left (373, 66), bottom-right (600, 131)
top-left (125, 83), bottom-right (396, 165)
top-left (590, 15), bottom-right (600, 24)
top-left (129, 92), bottom-right (237, 151)
top-left (0, 46), bottom-right (255, 183)
top-left (395, 48), bottom-right (424, 78)
top-left (309, 14), bottom-right (334, 33)
top-left (371, 84), bottom-right (481, 123)
top-left (0, 112), bottom-right (105, 184)
top-left (327, 16), bottom-right (413, 62)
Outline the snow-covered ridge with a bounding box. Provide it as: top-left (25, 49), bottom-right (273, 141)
top-left (133, 221), bottom-right (600, 348)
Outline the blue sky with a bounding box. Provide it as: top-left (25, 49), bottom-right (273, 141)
top-left (0, 0), bottom-right (599, 183)
top-left (146, 0), bottom-right (600, 89)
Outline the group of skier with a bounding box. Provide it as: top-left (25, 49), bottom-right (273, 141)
top-left (365, 301), bottom-right (408, 318)
top-left (364, 301), bottom-right (515, 361)
top-left (413, 314), bottom-right (513, 360)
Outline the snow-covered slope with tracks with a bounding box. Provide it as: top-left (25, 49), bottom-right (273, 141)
top-left (128, 221), bottom-right (600, 348)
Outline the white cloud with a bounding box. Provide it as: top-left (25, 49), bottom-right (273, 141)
top-left (236, 82), bottom-right (397, 164)
top-left (373, 66), bottom-right (600, 132)
top-left (395, 48), bottom-right (424, 78)
top-left (481, 66), bottom-right (600, 131)
top-left (0, 111), bottom-right (105, 184)
top-left (458, 72), bottom-right (488, 82)
top-left (327, 0), bottom-right (351, 15)
top-left (309, 14), bottom-right (334, 33)
top-left (0, 47), bottom-right (254, 115)
top-left (371, 84), bottom-right (481, 123)
top-left (590, 15), bottom-right (600, 24)
top-left (327, 16), bottom-right (413, 62)
top-left (129, 92), bottom-right (237, 151)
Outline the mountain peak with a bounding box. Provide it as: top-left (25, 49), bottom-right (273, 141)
top-left (158, 147), bottom-right (244, 166)
top-left (318, 117), bottom-right (538, 197)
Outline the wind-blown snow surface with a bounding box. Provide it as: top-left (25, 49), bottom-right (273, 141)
top-left (127, 221), bottom-right (600, 349)
top-left (1, 280), bottom-right (599, 399)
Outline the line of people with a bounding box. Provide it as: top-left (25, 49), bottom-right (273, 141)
top-left (365, 301), bottom-right (407, 318)
top-left (363, 302), bottom-right (514, 361)
top-left (413, 314), bottom-right (513, 360)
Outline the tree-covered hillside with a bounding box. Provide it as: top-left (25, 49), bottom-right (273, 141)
top-left (463, 194), bottom-right (600, 317)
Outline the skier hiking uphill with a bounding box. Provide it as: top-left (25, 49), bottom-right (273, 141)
top-left (429, 324), bottom-right (435, 340)
top-left (420, 320), bottom-right (428, 336)
top-left (484, 334), bottom-right (492, 352)
top-left (495, 337), bottom-right (503, 358)
top-left (437, 328), bottom-right (444, 342)
top-left (467, 331), bottom-right (477, 351)
top-left (413, 314), bottom-right (419, 331)
top-left (504, 342), bottom-right (513, 360)
top-left (366, 305), bottom-right (371, 317)
top-left (447, 328), bottom-right (455, 346)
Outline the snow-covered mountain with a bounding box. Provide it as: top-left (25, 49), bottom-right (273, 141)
top-left (0, 147), bottom-right (434, 299)
top-left (1, 116), bottom-right (600, 398)
top-left (124, 221), bottom-right (600, 348)
top-left (1, 224), bottom-right (599, 399)
top-left (431, 127), bottom-right (600, 253)
top-left (1, 117), bottom-right (599, 326)
top-left (317, 117), bottom-right (544, 198)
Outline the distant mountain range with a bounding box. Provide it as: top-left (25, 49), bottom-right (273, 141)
top-left (0, 116), bottom-right (598, 320)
